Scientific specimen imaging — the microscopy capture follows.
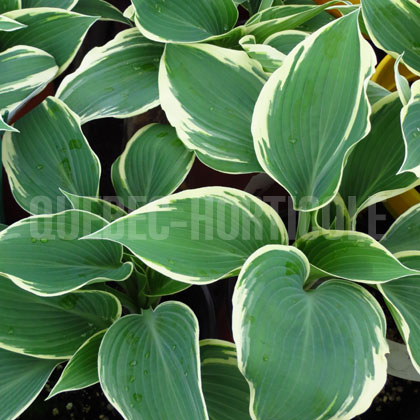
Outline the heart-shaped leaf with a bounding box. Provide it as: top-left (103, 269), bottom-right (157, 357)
top-left (295, 229), bottom-right (415, 283)
top-left (48, 330), bottom-right (106, 398)
top-left (111, 123), bottom-right (194, 209)
top-left (132, 0), bottom-right (238, 43)
top-left (252, 11), bottom-right (376, 211)
top-left (0, 278), bottom-right (121, 358)
top-left (380, 203), bottom-right (420, 254)
top-left (85, 187), bottom-right (288, 284)
top-left (0, 45), bottom-right (57, 115)
top-left (339, 94), bottom-right (418, 222)
top-left (160, 43), bottom-right (266, 174)
top-left (0, 8), bottom-right (97, 74)
top-left (399, 80), bottom-right (420, 177)
top-left (200, 339), bottom-right (251, 420)
top-left (233, 245), bottom-right (388, 419)
top-left (0, 348), bottom-right (59, 420)
top-left (57, 29), bottom-right (163, 123)
top-left (362, 0), bottom-right (420, 75)
top-left (0, 210), bottom-right (132, 296)
top-left (99, 302), bottom-right (208, 419)
top-left (2, 97), bottom-right (101, 215)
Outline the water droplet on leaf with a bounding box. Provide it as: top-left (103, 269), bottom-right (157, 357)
top-left (69, 139), bottom-right (83, 150)
top-left (132, 393), bottom-right (143, 403)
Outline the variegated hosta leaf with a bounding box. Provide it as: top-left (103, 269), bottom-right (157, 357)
top-left (380, 202), bottom-right (420, 254)
top-left (253, 11), bottom-right (376, 211)
top-left (379, 253), bottom-right (420, 373)
top-left (111, 123), bottom-right (195, 210)
top-left (123, 4), bottom-right (134, 21)
top-left (0, 348), bottom-right (59, 420)
top-left (145, 267), bottom-right (190, 297)
top-left (0, 113), bottom-right (17, 132)
top-left (245, 2), bottom-right (337, 42)
top-left (399, 80), bottom-right (420, 177)
top-left (132, 0), bottom-right (238, 43)
top-left (99, 302), bottom-right (208, 419)
top-left (239, 34), bottom-right (285, 73)
top-left (394, 54), bottom-right (411, 106)
top-left (160, 43), bottom-right (266, 174)
top-left (84, 187), bottom-right (288, 284)
top-left (263, 29), bottom-right (308, 54)
top-left (0, 0), bottom-right (20, 13)
top-left (57, 29), bottom-right (162, 123)
top-left (339, 94), bottom-right (418, 222)
top-left (362, 0), bottom-right (420, 75)
top-left (72, 0), bottom-right (130, 24)
top-left (48, 330), bottom-right (106, 398)
top-left (295, 229), bottom-right (415, 283)
top-left (0, 8), bottom-right (97, 74)
top-left (0, 210), bottom-right (133, 296)
top-left (21, 0), bottom-right (77, 8)
top-left (62, 190), bottom-right (126, 223)
top-left (0, 14), bottom-right (25, 31)
top-left (233, 245), bottom-right (388, 420)
top-left (0, 45), bottom-right (57, 116)
top-left (200, 339), bottom-right (251, 420)
top-left (0, 279), bottom-right (121, 358)
top-left (2, 97), bottom-right (100, 215)
top-left (366, 80), bottom-right (390, 105)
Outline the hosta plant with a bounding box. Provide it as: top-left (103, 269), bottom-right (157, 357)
top-left (1, 0), bottom-right (420, 419)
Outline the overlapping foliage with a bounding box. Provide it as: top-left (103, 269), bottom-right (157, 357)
top-left (1, 0), bottom-right (420, 419)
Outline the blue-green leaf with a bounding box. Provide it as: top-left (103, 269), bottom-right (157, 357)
top-left (2, 97), bottom-right (100, 215)
top-left (160, 43), bottom-right (266, 174)
top-left (57, 29), bottom-right (163, 123)
top-left (233, 245), bottom-right (388, 419)
top-left (0, 210), bottom-right (133, 296)
top-left (252, 11), bottom-right (376, 211)
top-left (99, 303), bottom-right (208, 419)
